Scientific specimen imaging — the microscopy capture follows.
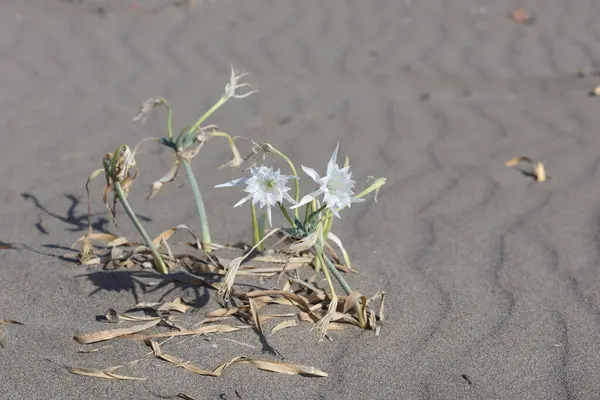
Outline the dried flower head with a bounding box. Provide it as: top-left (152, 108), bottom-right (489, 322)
top-left (224, 65), bottom-right (258, 99)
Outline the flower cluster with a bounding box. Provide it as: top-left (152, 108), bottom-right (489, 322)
top-left (216, 143), bottom-right (365, 226)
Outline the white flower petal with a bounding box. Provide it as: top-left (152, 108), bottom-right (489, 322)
top-left (282, 191), bottom-right (297, 205)
top-left (289, 189), bottom-right (323, 210)
top-left (216, 165), bottom-right (296, 211)
top-left (326, 142), bottom-right (340, 176)
top-left (301, 166), bottom-right (321, 183)
top-left (215, 177), bottom-right (248, 188)
top-left (233, 193), bottom-right (253, 208)
top-left (331, 207), bottom-right (341, 219)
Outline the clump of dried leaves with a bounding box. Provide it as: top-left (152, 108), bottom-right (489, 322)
top-left (70, 67), bottom-right (386, 381)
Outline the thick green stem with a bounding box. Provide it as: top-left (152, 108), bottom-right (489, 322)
top-left (321, 252), bottom-right (352, 295)
top-left (320, 250), bottom-right (365, 328)
top-left (251, 203), bottom-right (262, 250)
top-left (181, 159), bottom-right (213, 252)
top-left (114, 182), bottom-right (168, 274)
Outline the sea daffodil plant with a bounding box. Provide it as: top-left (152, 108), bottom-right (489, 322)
top-left (78, 67), bottom-right (386, 342)
top-left (132, 66), bottom-right (256, 252)
top-left (216, 142), bottom-right (386, 338)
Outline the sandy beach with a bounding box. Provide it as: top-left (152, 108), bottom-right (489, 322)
top-left (2, 0), bottom-right (600, 398)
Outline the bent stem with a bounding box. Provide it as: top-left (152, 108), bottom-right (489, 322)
top-left (181, 158), bottom-right (213, 252)
top-left (113, 182), bottom-right (168, 274)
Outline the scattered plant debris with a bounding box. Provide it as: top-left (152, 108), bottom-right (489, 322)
top-left (505, 156), bottom-right (549, 182)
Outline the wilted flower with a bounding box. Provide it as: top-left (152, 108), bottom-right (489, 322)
top-left (291, 143), bottom-right (364, 218)
top-left (215, 166), bottom-right (296, 226)
top-left (224, 65), bottom-right (257, 99)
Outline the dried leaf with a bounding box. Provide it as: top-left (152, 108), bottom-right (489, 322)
top-left (151, 224), bottom-right (202, 251)
top-left (74, 319), bottom-right (160, 344)
top-left (252, 255), bottom-right (312, 264)
top-left (240, 358), bottom-right (327, 377)
top-left (327, 322), bottom-right (346, 331)
top-left (132, 96), bottom-right (163, 124)
top-left (315, 296), bottom-right (338, 342)
top-left (248, 298), bottom-right (262, 333)
top-left (67, 366), bottom-right (145, 380)
top-left (136, 297), bottom-right (190, 313)
top-left (342, 291), bottom-right (363, 314)
top-left (104, 309), bottom-right (159, 323)
top-left (107, 237), bottom-right (132, 247)
top-left (505, 156), bottom-right (533, 167)
top-left (379, 292), bottom-right (386, 321)
top-left (534, 162), bottom-right (547, 182)
top-left (270, 319), bottom-right (297, 335)
top-left (147, 340), bottom-right (327, 377)
top-left (208, 307), bottom-right (245, 318)
top-left (288, 224), bottom-right (321, 253)
top-left (327, 232), bottom-right (353, 270)
top-left (212, 131), bottom-right (244, 169)
top-left (506, 156), bottom-right (549, 182)
top-left (246, 291), bottom-right (313, 316)
top-left (220, 229), bottom-right (281, 301)
top-left (148, 159), bottom-right (181, 200)
top-left (123, 324), bottom-right (243, 340)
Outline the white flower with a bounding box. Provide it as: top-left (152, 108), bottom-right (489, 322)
top-left (290, 143), bottom-right (364, 218)
top-left (215, 166), bottom-right (296, 226)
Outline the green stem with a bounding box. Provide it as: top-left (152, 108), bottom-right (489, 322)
top-left (316, 249), bottom-right (337, 297)
top-left (258, 213), bottom-right (267, 249)
top-left (190, 96), bottom-right (228, 134)
top-left (181, 159), bottom-right (213, 252)
top-left (251, 203), bottom-right (262, 250)
top-left (303, 203), bottom-right (312, 225)
top-left (114, 182), bottom-right (168, 274)
top-left (319, 248), bottom-right (365, 328)
top-left (321, 252), bottom-right (352, 295)
top-left (323, 211), bottom-right (333, 239)
top-left (278, 202), bottom-right (294, 227)
top-left (306, 204), bottom-right (328, 225)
